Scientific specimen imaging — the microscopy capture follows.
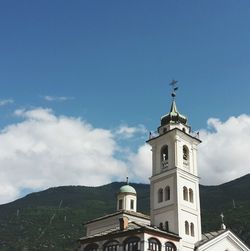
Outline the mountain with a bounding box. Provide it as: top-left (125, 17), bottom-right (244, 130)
top-left (199, 174), bottom-right (250, 243)
top-left (0, 174), bottom-right (249, 250)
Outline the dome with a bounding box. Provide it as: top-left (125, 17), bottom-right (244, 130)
top-left (161, 100), bottom-right (187, 126)
top-left (119, 184), bottom-right (136, 194)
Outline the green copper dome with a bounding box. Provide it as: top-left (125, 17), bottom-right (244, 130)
top-left (119, 184), bottom-right (136, 194)
top-left (161, 99), bottom-right (187, 126)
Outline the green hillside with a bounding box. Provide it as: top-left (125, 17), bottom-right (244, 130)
top-left (200, 174), bottom-right (250, 243)
top-left (0, 175), bottom-right (249, 250)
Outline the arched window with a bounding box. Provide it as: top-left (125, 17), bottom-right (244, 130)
top-left (85, 243), bottom-right (98, 251)
top-left (165, 242), bottom-right (176, 251)
top-left (148, 238), bottom-right (161, 251)
top-left (165, 221), bottom-right (169, 232)
top-left (158, 188), bottom-right (163, 203)
top-left (189, 189), bottom-right (194, 203)
top-left (165, 186), bottom-right (170, 201)
top-left (183, 186), bottom-right (188, 201)
top-left (183, 145), bottom-right (189, 161)
top-left (124, 237), bottom-right (141, 251)
top-left (130, 199), bottom-right (134, 210)
top-left (185, 221), bottom-right (189, 235)
top-left (119, 199), bottom-right (123, 210)
top-left (190, 223), bottom-right (195, 237)
top-left (159, 222), bottom-right (163, 229)
top-left (161, 145), bottom-right (168, 168)
top-left (104, 240), bottom-right (119, 251)
top-left (161, 145), bottom-right (168, 161)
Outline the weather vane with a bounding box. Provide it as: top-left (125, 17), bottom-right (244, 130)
top-left (169, 79), bottom-right (179, 98)
top-left (126, 177), bottom-right (129, 185)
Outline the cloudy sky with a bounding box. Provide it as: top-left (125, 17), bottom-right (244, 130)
top-left (0, 1), bottom-right (250, 204)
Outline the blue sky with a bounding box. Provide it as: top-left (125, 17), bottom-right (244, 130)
top-left (1, 1), bottom-right (250, 129)
top-left (0, 1), bottom-right (250, 203)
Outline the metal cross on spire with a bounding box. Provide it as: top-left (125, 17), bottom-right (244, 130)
top-left (169, 79), bottom-right (179, 98)
top-left (220, 212), bottom-right (224, 223)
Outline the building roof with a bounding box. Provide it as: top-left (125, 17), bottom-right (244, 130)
top-left (119, 184), bottom-right (136, 194)
top-left (84, 210), bottom-right (150, 225)
top-left (195, 230), bottom-right (227, 248)
top-left (79, 221), bottom-right (180, 243)
top-left (160, 99), bottom-right (188, 126)
top-left (80, 221), bottom-right (141, 241)
top-left (195, 229), bottom-right (250, 250)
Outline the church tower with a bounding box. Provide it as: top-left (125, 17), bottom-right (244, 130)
top-left (147, 82), bottom-right (202, 250)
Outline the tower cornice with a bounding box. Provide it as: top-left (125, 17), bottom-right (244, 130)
top-left (147, 127), bottom-right (201, 144)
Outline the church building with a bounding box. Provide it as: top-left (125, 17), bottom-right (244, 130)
top-left (78, 85), bottom-right (249, 251)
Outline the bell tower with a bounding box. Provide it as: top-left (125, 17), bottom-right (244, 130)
top-left (147, 81), bottom-right (202, 250)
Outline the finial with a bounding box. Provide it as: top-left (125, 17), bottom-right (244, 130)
top-left (126, 177), bottom-right (129, 185)
top-left (169, 79), bottom-right (179, 99)
top-left (220, 212), bottom-right (226, 230)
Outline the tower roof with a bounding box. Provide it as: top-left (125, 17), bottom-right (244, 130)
top-left (161, 99), bottom-right (188, 126)
top-left (119, 184), bottom-right (136, 194)
top-left (160, 80), bottom-right (188, 127)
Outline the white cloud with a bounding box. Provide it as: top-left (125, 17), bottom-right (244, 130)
top-left (0, 99), bottom-right (14, 106)
top-left (0, 184), bottom-right (19, 205)
top-left (127, 144), bottom-right (152, 183)
top-left (1, 107), bottom-right (249, 204)
top-left (43, 96), bottom-right (74, 102)
top-left (0, 108), bottom-right (150, 204)
top-left (14, 108), bottom-right (56, 121)
top-left (115, 124), bottom-right (147, 139)
top-left (199, 114), bottom-right (250, 185)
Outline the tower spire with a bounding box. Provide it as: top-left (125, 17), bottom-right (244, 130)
top-left (169, 79), bottom-right (179, 114)
top-left (159, 80), bottom-right (187, 128)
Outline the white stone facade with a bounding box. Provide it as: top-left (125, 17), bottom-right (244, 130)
top-left (79, 232), bottom-right (180, 251)
top-left (117, 193), bottom-right (137, 212)
top-left (148, 126), bottom-right (202, 250)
